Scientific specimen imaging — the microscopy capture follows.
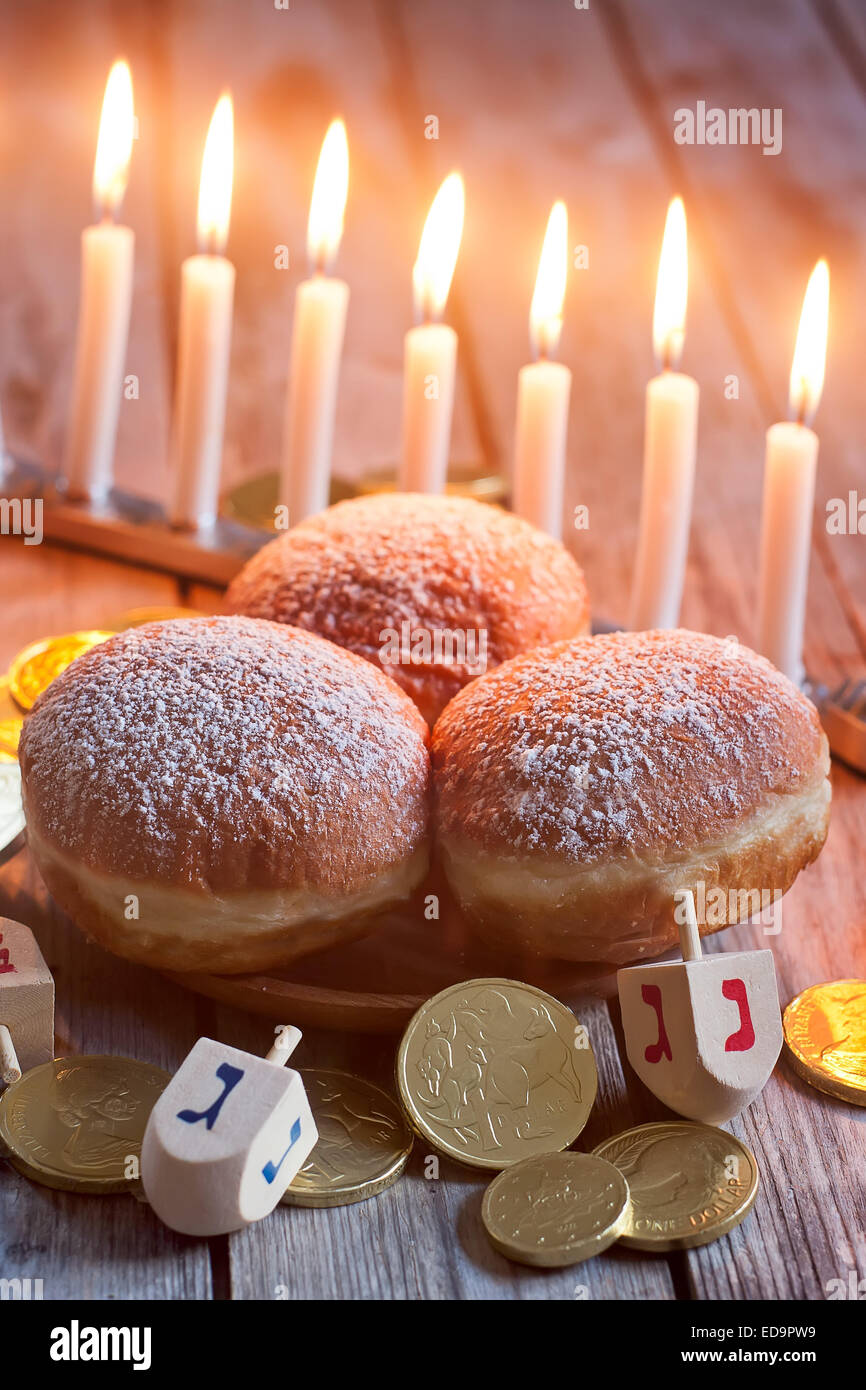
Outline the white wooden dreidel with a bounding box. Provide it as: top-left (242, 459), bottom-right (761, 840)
top-left (141, 1025), bottom-right (317, 1236)
top-left (0, 918), bottom-right (55, 1084)
top-left (617, 891), bottom-right (782, 1123)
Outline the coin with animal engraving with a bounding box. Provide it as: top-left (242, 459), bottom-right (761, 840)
top-left (783, 979), bottom-right (866, 1107)
top-left (0, 1055), bottom-right (171, 1193)
top-left (396, 977), bottom-right (597, 1170)
top-left (593, 1121), bottom-right (759, 1250)
top-left (482, 1151), bottom-right (630, 1267)
top-left (281, 1069), bottom-right (413, 1207)
top-left (9, 631), bottom-right (115, 711)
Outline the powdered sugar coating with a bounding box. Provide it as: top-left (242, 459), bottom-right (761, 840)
top-left (433, 629), bottom-right (828, 864)
top-left (20, 616), bottom-right (430, 892)
top-left (226, 493), bottom-right (590, 726)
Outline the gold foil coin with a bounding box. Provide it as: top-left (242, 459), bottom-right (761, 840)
top-left (0, 717), bottom-right (23, 761)
top-left (482, 1151), bottom-right (630, 1267)
top-left (396, 977), bottom-right (598, 1171)
top-left (593, 1121), bottom-right (759, 1251)
top-left (9, 630), bottom-right (115, 711)
top-left (0, 1055), bottom-right (171, 1193)
top-left (282, 1069), bottom-right (413, 1208)
top-left (783, 979), bottom-right (866, 1106)
top-left (0, 678), bottom-right (23, 762)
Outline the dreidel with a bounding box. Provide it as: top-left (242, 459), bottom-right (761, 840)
top-left (617, 891), bottom-right (782, 1123)
top-left (141, 1026), bottom-right (318, 1236)
top-left (0, 918), bottom-right (55, 1085)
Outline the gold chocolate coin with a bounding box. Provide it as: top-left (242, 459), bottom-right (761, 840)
top-left (0, 677), bottom-right (22, 761)
top-left (593, 1122), bottom-right (759, 1251)
top-left (0, 717), bottom-right (23, 761)
top-left (0, 1055), bottom-right (171, 1193)
top-left (396, 977), bottom-right (597, 1171)
top-left (282, 1069), bottom-right (413, 1208)
top-left (783, 979), bottom-right (866, 1106)
top-left (9, 630), bottom-right (115, 710)
top-left (482, 1151), bottom-right (630, 1267)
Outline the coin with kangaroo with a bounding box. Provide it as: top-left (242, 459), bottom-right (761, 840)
top-left (396, 977), bottom-right (597, 1170)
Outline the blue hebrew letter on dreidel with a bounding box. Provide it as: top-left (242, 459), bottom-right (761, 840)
top-left (262, 1117), bottom-right (302, 1184)
top-left (177, 1062), bottom-right (245, 1130)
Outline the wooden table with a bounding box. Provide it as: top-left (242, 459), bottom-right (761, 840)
top-left (1, 0), bottom-right (864, 1301)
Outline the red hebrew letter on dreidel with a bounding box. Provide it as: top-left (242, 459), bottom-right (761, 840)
top-left (642, 983), bottom-right (673, 1063)
top-left (722, 978), bottom-right (756, 1052)
top-left (0, 933), bottom-right (16, 974)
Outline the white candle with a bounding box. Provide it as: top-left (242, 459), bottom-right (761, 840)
top-left (169, 94), bottom-right (235, 530)
top-left (280, 120), bottom-right (350, 525)
top-left (63, 61), bottom-right (135, 502)
top-left (399, 173), bottom-right (465, 493)
top-left (757, 259), bottom-right (829, 682)
top-left (630, 197), bottom-right (699, 631)
top-left (513, 201), bottom-right (571, 538)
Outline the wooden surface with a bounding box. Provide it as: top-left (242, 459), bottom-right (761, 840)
top-left (1, 0), bottom-right (865, 1300)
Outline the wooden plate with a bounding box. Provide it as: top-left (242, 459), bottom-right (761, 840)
top-left (166, 874), bottom-right (620, 1033)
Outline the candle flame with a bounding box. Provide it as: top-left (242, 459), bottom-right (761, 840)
top-left (92, 60), bottom-right (134, 218)
top-left (197, 94), bottom-right (234, 255)
top-left (307, 119), bottom-right (349, 272)
top-left (652, 196), bottom-right (688, 369)
top-left (788, 259), bottom-right (829, 424)
top-left (529, 201), bottom-right (568, 359)
top-left (412, 173), bottom-right (465, 322)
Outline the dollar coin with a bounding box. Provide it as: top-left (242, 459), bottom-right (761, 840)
top-left (9, 630), bottom-right (115, 710)
top-left (783, 979), bottom-right (866, 1106)
top-left (282, 1069), bottom-right (413, 1208)
top-left (482, 1151), bottom-right (630, 1267)
top-left (0, 761), bottom-right (25, 857)
top-left (0, 1055), bottom-right (170, 1193)
top-left (593, 1121), bottom-right (759, 1250)
top-left (396, 977), bottom-right (597, 1171)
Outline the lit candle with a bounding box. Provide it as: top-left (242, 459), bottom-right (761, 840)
top-left (279, 120), bottom-right (350, 525)
top-left (399, 173), bottom-right (465, 493)
top-left (629, 197), bottom-right (700, 631)
top-left (757, 260), bottom-right (829, 683)
top-left (169, 94), bottom-right (235, 530)
top-left (513, 201), bottom-right (571, 538)
top-left (63, 60), bottom-right (135, 501)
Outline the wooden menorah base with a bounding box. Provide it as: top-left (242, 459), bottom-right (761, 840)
top-left (1, 456), bottom-right (267, 586)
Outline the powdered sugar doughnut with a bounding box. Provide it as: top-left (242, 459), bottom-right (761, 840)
top-left (226, 493), bottom-right (590, 726)
top-left (20, 616), bottom-right (430, 973)
top-left (432, 630), bottom-right (830, 964)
